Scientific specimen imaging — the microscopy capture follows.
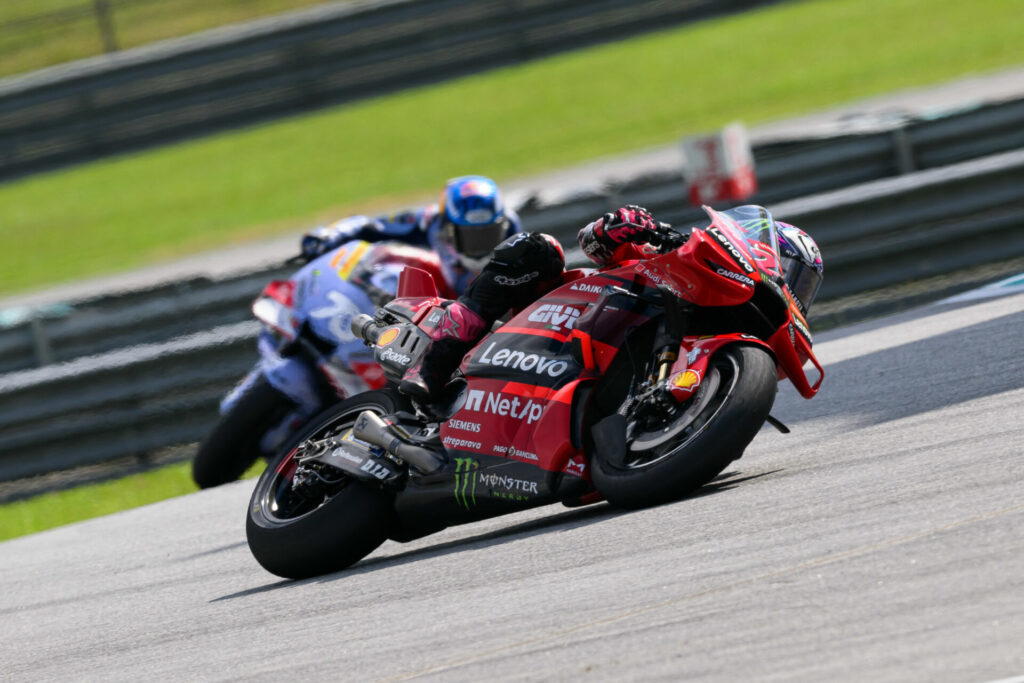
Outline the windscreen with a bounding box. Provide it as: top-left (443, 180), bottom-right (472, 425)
top-left (711, 205), bottom-right (783, 279)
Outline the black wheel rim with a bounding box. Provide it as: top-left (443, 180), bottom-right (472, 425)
top-left (619, 349), bottom-right (742, 470)
top-left (253, 401), bottom-right (389, 526)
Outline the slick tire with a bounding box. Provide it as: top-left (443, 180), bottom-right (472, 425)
top-left (246, 389), bottom-right (408, 580)
top-left (192, 376), bottom-right (297, 489)
top-left (592, 345), bottom-right (777, 509)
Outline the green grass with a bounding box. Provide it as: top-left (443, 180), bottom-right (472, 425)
top-left (0, 0), bottom-right (339, 79)
top-left (0, 462), bottom-right (197, 541)
top-left (2, 0), bottom-right (1023, 295)
top-left (0, 458), bottom-right (265, 542)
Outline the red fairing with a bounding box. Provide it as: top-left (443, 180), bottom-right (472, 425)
top-left (261, 279), bottom-right (295, 307)
top-left (637, 229), bottom-right (756, 307)
top-left (441, 377), bottom-right (582, 476)
top-left (348, 361), bottom-right (389, 390)
top-left (388, 267), bottom-right (447, 323)
top-left (397, 267), bottom-right (438, 299)
top-left (371, 245), bottom-right (455, 298)
top-left (768, 323), bottom-right (823, 398)
top-left (252, 280), bottom-right (299, 340)
top-left (421, 205), bottom-right (823, 491)
top-left (491, 272), bottom-right (650, 374)
top-left (663, 334), bottom-right (773, 401)
top-left (441, 274), bottom-right (629, 476)
top-left (589, 219), bottom-right (822, 399)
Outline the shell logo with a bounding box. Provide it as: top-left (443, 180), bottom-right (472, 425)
top-left (377, 327), bottom-right (401, 347)
top-left (672, 369), bottom-right (701, 392)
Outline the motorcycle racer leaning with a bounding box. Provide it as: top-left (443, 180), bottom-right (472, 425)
top-left (194, 175), bottom-right (531, 489)
top-left (301, 175), bottom-right (522, 299)
top-left (397, 204), bottom-right (823, 402)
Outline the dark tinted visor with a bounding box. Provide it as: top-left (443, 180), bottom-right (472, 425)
top-left (781, 255), bottom-right (823, 312)
top-left (445, 220), bottom-right (508, 258)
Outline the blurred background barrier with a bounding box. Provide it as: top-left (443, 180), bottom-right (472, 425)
top-left (549, 149), bottom-right (1024, 293)
top-left (0, 0), bottom-right (781, 180)
top-left (0, 322), bottom-right (257, 481)
top-left (1, 138), bottom-right (1023, 480)
top-left (3, 96), bottom-right (1024, 374)
top-left (0, 267), bottom-right (292, 374)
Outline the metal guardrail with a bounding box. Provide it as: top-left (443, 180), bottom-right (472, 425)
top-left (2, 146), bottom-right (1023, 481)
top-left (4, 96), bottom-right (1024, 374)
top-left (774, 149), bottom-right (1024, 299)
top-left (0, 0), bottom-right (778, 180)
top-left (0, 322), bottom-right (257, 481)
top-left (0, 267), bottom-right (290, 374)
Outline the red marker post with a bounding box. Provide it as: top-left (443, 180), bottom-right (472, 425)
top-left (681, 123), bottom-right (757, 205)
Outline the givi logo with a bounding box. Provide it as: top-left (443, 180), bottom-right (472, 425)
top-left (527, 304), bottom-right (581, 331)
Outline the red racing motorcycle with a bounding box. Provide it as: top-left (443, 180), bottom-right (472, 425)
top-left (246, 205), bottom-right (823, 579)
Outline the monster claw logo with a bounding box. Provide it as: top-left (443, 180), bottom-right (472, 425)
top-left (453, 458), bottom-right (479, 510)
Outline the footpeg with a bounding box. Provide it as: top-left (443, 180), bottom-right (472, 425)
top-left (765, 414), bottom-right (790, 434)
top-left (353, 411), bottom-right (446, 475)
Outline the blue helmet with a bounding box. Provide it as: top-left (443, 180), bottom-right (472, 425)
top-left (432, 175), bottom-right (515, 287)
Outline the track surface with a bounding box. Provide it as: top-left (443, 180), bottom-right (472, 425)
top-left (2, 291), bottom-right (1023, 681)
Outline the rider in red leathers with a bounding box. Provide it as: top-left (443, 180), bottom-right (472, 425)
top-left (398, 204), bottom-right (824, 402)
top-left (398, 205), bottom-right (659, 400)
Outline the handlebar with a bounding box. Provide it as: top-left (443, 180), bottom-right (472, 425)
top-left (649, 223), bottom-right (688, 253)
top-left (351, 314), bottom-right (380, 345)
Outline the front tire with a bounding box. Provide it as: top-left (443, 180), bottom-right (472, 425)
top-left (192, 376), bottom-right (297, 489)
top-left (246, 389), bottom-right (408, 579)
top-left (591, 345), bottom-right (777, 509)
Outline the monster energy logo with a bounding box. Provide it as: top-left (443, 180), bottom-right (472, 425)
top-left (454, 458), bottom-right (479, 510)
top-left (737, 217), bottom-right (773, 237)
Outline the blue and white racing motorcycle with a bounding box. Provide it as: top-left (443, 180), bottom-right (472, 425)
top-left (191, 238), bottom-right (447, 488)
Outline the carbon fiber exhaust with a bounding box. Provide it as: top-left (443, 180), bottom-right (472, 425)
top-left (352, 411), bottom-right (445, 475)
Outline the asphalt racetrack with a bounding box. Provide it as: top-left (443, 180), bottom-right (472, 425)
top-left (2, 289), bottom-right (1023, 681)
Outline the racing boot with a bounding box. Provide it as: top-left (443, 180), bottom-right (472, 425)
top-left (399, 300), bottom-right (487, 404)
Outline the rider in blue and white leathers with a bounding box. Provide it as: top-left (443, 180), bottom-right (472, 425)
top-left (223, 177), bottom-right (523, 455)
top-left (301, 175), bottom-right (522, 297)
top-left (197, 176), bottom-right (554, 487)
top-left (301, 175), bottom-right (567, 402)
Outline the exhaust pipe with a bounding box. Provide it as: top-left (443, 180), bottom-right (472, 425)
top-left (353, 411), bottom-right (445, 475)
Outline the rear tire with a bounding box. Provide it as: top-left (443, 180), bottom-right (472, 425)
top-left (591, 345), bottom-right (776, 509)
top-left (246, 389), bottom-right (408, 579)
top-left (192, 376), bottom-right (297, 489)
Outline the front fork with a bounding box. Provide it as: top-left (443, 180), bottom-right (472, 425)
top-left (650, 285), bottom-right (688, 383)
top-left (629, 286), bottom-right (691, 421)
